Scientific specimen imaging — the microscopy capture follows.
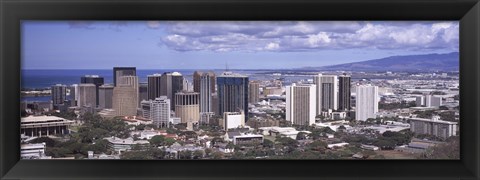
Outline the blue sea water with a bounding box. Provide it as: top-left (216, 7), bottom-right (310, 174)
top-left (21, 69), bottom-right (307, 102)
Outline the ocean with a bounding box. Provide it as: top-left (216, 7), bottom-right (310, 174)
top-left (21, 69), bottom-right (309, 102)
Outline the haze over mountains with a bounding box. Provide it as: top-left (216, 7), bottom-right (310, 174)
top-left (301, 52), bottom-right (459, 72)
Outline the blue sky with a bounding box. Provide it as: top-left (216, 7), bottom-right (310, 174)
top-left (22, 21), bottom-right (459, 69)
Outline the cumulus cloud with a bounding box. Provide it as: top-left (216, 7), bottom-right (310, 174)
top-left (157, 21), bottom-right (458, 52)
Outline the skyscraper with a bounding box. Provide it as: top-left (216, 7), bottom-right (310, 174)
top-left (147, 73), bottom-right (162, 100)
top-left (68, 84), bottom-right (78, 106)
top-left (286, 84), bottom-right (316, 126)
top-left (160, 72), bottom-right (184, 110)
top-left (314, 74), bottom-right (338, 114)
top-left (51, 84), bottom-right (67, 109)
top-left (355, 85), bottom-right (379, 121)
top-left (141, 96), bottom-right (171, 128)
top-left (338, 74), bottom-right (351, 111)
top-left (78, 83), bottom-right (97, 107)
top-left (217, 72), bottom-right (249, 121)
top-left (175, 91), bottom-right (200, 124)
top-left (98, 85), bottom-right (114, 109)
top-left (248, 81), bottom-right (260, 104)
top-left (80, 75), bottom-right (104, 107)
top-left (113, 67), bottom-right (136, 87)
top-left (112, 76), bottom-right (139, 116)
top-left (199, 72), bottom-right (214, 113)
top-left (194, 71), bottom-right (216, 93)
top-left (139, 83), bottom-right (148, 107)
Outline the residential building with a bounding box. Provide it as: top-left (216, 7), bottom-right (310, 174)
top-left (249, 81), bottom-right (260, 104)
top-left (78, 83), bottom-right (97, 107)
top-left (98, 85), bottom-right (114, 109)
top-left (286, 84), bottom-right (316, 126)
top-left (355, 85), bottom-right (379, 121)
top-left (314, 74), bottom-right (338, 113)
top-left (338, 74), bottom-right (351, 111)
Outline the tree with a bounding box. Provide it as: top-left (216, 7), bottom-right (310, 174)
top-left (149, 135), bottom-right (166, 147)
top-left (373, 139), bottom-right (396, 150)
top-left (296, 132), bottom-right (307, 140)
top-left (29, 137), bottom-right (57, 147)
top-left (163, 137), bottom-right (176, 147)
top-left (211, 151), bottom-right (224, 159)
top-left (308, 140), bottom-right (328, 152)
top-left (263, 139), bottom-right (274, 148)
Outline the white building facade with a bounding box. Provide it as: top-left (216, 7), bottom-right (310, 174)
top-left (355, 85), bottom-right (379, 121)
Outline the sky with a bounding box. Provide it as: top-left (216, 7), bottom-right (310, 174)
top-left (22, 21), bottom-right (459, 70)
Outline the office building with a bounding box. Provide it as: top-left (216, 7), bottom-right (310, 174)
top-left (78, 83), bottom-right (97, 107)
top-left (409, 116), bottom-right (458, 139)
top-left (199, 72), bottom-right (214, 113)
top-left (314, 74), bottom-right (338, 114)
top-left (112, 76), bottom-right (139, 116)
top-left (355, 85), bottom-right (379, 121)
top-left (141, 96), bottom-right (171, 128)
top-left (286, 84), bottom-right (316, 126)
top-left (113, 67), bottom-right (136, 86)
top-left (193, 71), bottom-right (216, 93)
top-left (139, 83), bottom-right (148, 107)
top-left (160, 72), bottom-right (184, 110)
top-left (221, 111), bottom-right (245, 131)
top-left (81, 75), bottom-right (104, 106)
top-left (147, 73), bottom-right (162, 100)
top-left (174, 91), bottom-right (200, 124)
top-left (51, 84), bottom-right (67, 109)
top-left (98, 85), bottom-right (114, 109)
top-left (217, 72), bottom-right (249, 121)
top-left (249, 81), bottom-right (260, 104)
top-left (338, 74), bottom-right (351, 111)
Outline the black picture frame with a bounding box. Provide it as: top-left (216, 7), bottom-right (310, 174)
top-left (1, 0), bottom-right (479, 179)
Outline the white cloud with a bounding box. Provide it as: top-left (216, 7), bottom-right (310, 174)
top-left (157, 21), bottom-right (458, 52)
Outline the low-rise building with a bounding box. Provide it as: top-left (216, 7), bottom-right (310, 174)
top-left (21, 143), bottom-right (49, 159)
top-left (21, 116), bottom-right (75, 137)
top-left (104, 137), bottom-right (150, 154)
top-left (409, 116), bottom-right (458, 139)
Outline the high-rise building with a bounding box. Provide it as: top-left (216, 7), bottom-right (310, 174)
top-left (286, 84), bottom-right (316, 126)
top-left (249, 81), bottom-right (260, 104)
top-left (199, 72), bottom-right (214, 113)
top-left (68, 84), bottom-right (78, 106)
top-left (194, 71), bottom-right (216, 93)
top-left (98, 85), bottom-right (114, 109)
top-left (355, 85), bottom-right (379, 121)
top-left (139, 83), bottom-right (148, 107)
top-left (338, 74), bottom-right (351, 111)
top-left (141, 96), bottom-right (171, 128)
top-left (416, 96), bottom-right (425, 107)
top-left (51, 84), bottom-right (67, 109)
top-left (113, 67), bottom-right (136, 87)
top-left (174, 91), bottom-right (200, 124)
top-left (211, 93), bottom-right (219, 116)
top-left (314, 74), bottom-right (338, 114)
top-left (160, 72), bottom-right (184, 110)
top-left (112, 76), bottom-right (139, 116)
top-left (78, 83), bottom-right (97, 107)
top-left (217, 72), bottom-right (249, 121)
top-left (80, 75), bottom-right (104, 107)
top-left (147, 74), bottom-right (162, 100)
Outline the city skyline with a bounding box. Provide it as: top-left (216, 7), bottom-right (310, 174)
top-left (22, 21), bottom-right (458, 70)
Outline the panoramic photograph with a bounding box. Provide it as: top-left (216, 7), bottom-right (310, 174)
top-left (20, 21), bottom-right (459, 160)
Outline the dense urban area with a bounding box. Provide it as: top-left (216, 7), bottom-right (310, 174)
top-left (20, 68), bottom-right (460, 160)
